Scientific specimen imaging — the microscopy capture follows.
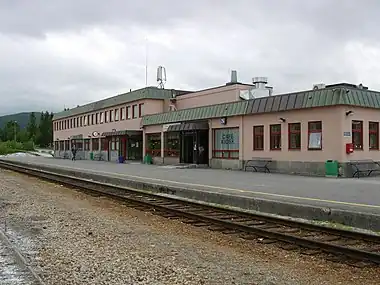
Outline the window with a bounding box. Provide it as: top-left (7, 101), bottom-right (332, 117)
top-left (100, 112), bottom-right (104, 124)
top-left (127, 106), bottom-right (131, 119)
top-left (54, 141), bottom-right (59, 150)
top-left (110, 110), bottom-right (114, 122)
top-left (121, 107), bottom-right (126, 120)
top-left (70, 119), bottom-right (73, 129)
top-left (65, 140), bottom-right (70, 150)
top-left (87, 115), bottom-right (91, 126)
top-left (213, 128), bottom-right (239, 159)
top-left (164, 132), bottom-right (180, 157)
top-left (101, 138), bottom-right (108, 151)
top-left (96, 113), bottom-right (100, 124)
top-left (352, 120), bottom-right (363, 150)
top-left (369, 122), bottom-right (379, 150)
top-left (132, 105), bottom-right (138, 118)
top-left (59, 141), bottom-right (64, 150)
top-left (80, 117), bottom-right (83, 127)
top-left (308, 121), bottom-right (322, 150)
top-left (139, 103), bottom-right (144, 117)
top-left (84, 116), bottom-right (87, 126)
top-left (288, 123), bottom-right (301, 150)
top-left (104, 111), bottom-right (108, 123)
top-left (115, 109), bottom-right (119, 121)
top-left (72, 139), bottom-right (83, 150)
top-left (76, 117), bottom-right (79, 127)
top-left (253, 126), bottom-right (264, 150)
top-left (269, 124), bottom-right (281, 150)
top-left (84, 139), bottom-right (90, 151)
top-left (146, 133), bottom-right (161, 157)
top-left (92, 138), bottom-right (99, 151)
top-left (91, 114), bottom-right (95, 125)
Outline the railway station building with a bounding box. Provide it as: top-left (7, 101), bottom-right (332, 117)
top-left (53, 73), bottom-right (380, 177)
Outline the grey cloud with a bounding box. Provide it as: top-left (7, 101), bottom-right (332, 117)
top-left (0, 0), bottom-right (380, 115)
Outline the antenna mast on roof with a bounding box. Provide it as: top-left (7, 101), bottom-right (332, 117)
top-left (157, 66), bottom-right (166, 89)
top-left (145, 37), bottom-right (148, 86)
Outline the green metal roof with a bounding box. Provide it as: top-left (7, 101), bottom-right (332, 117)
top-left (53, 87), bottom-right (186, 120)
top-left (142, 101), bottom-right (249, 126)
top-left (245, 86), bottom-right (380, 114)
top-left (142, 85), bottom-right (380, 126)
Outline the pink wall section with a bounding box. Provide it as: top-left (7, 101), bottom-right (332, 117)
top-left (175, 84), bottom-right (252, 110)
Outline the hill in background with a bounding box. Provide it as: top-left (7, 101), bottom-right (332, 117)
top-left (0, 112), bottom-right (41, 129)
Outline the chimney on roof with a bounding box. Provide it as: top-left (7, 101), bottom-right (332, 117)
top-left (226, 70), bottom-right (239, 85)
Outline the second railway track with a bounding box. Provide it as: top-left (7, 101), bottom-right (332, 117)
top-left (1, 160), bottom-right (380, 267)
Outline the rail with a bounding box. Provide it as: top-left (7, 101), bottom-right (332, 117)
top-left (0, 160), bottom-right (380, 266)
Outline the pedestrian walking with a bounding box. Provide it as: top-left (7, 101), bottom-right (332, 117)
top-left (71, 146), bottom-right (77, 161)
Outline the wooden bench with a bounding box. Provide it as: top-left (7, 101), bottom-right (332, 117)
top-left (349, 159), bottom-right (380, 178)
top-left (94, 152), bottom-right (105, 161)
top-left (244, 157), bottom-right (272, 173)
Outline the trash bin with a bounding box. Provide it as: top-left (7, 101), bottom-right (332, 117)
top-left (90, 152), bottom-right (94, 160)
top-left (144, 154), bottom-right (153, 164)
top-left (118, 156), bottom-right (125, 163)
top-left (325, 160), bottom-right (339, 177)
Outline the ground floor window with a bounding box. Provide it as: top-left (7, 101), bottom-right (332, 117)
top-left (288, 123), bottom-right (301, 150)
top-left (65, 140), bottom-right (70, 151)
top-left (213, 128), bottom-right (239, 159)
top-left (92, 138), bottom-right (99, 151)
top-left (352, 120), bottom-right (363, 150)
top-left (84, 139), bottom-right (90, 151)
top-left (110, 137), bottom-right (119, 151)
top-left (164, 132), bottom-right (179, 157)
top-left (101, 138), bottom-right (108, 151)
top-left (253, 125), bottom-right (264, 150)
top-left (59, 141), bottom-right (64, 150)
top-left (270, 124), bottom-right (281, 150)
top-left (369, 121), bottom-right (379, 150)
top-left (72, 139), bottom-right (83, 150)
top-left (146, 133), bottom-right (161, 157)
top-left (54, 141), bottom-right (59, 150)
top-left (308, 121), bottom-right (322, 150)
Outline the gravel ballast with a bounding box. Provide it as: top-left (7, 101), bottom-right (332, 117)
top-left (0, 169), bottom-right (379, 285)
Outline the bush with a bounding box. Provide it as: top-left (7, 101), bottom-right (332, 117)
top-left (0, 140), bottom-right (35, 155)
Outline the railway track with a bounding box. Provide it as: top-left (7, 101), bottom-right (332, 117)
top-left (1, 160), bottom-right (380, 267)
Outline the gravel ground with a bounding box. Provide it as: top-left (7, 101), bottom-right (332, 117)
top-left (0, 169), bottom-right (379, 285)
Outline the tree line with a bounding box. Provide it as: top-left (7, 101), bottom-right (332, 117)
top-left (0, 111), bottom-right (54, 148)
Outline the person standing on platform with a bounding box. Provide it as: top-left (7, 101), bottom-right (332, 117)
top-left (71, 145), bottom-right (77, 161)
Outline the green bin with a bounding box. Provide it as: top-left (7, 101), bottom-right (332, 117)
top-left (325, 160), bottom-right (339, 177)
top-left (90, 152), bottom-right (94, 160)
top-left (144, 154), bottom-right (153, 164)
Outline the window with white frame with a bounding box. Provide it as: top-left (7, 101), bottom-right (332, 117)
top-left (110, 110), bottom-right (114, 122)
top-left (121, 107), bottom-right (126, 120)
top-left (100, 112), bottom-right (104, 123)
top-left (84, 115), bottom-right (87, 126)
top-left (127, 106), bottom-right (131, 119)
top-left (115, 109), bottom-right (119, 121)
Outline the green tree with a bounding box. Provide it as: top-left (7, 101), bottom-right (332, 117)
top-left (36, 111), bottom-right (54, 147)
top-left (3, 121), bottom-right (20, 141)
top-left (27, 112), bottom-right (38, 142)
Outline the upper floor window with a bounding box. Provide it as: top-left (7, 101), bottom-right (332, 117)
top-left (127, 106), bottom-right (131, 119)
top-left (110, 110), bottom-right (114, 122)
top-left (115, 109), bottom-right (119, 121)
top-left (104, 111), bottom-right (108, 123)
top-left (132, 104), bottom-right (138, 119)
top-left (288, 123), bottom-right (301, 150)
top-left (270, 124), bottom-right (281, 150)
top-left (100, 112), bottom-right (104, 124)
top-left (369, 121), bottom-right (379, 150)
top-left (87, 115), bottom-right (91, 126)
top-left (253, 125), bottom-right (264, 150)
top-left (84, 116), bottom-right (87, 126)
top-left (121, 107), bottom-right (126, 120)
top-left (308, 121), bottom-right (322, 150)
top-left (96, 113), bottom-right (100, 124)
top-left (91, 114), bottom-right (95, 126)
top-left (352, 120), bottom-right (363, 150)
top-left (139, 103), bottom-right (144, 117)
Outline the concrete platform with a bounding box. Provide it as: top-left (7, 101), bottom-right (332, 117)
top-left (2, 156), bottom-right (380, 231)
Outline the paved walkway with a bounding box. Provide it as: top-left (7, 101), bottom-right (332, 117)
top-left (3, 156), bottom-right (380, 215)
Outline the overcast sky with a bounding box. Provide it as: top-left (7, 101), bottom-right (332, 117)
top-left (0, 0), bottom-right (379, 115)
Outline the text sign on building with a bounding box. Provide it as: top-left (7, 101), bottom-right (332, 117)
top-left (343, 131), bottom-right (351, 137)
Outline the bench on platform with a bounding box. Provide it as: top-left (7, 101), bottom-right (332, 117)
top-left (94, 152), bottom-right (105, 161)
top-left (349, 159), bottom-right (380, 178)
top-left (244, 157), bottom-right (272, 173)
